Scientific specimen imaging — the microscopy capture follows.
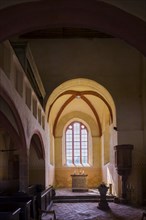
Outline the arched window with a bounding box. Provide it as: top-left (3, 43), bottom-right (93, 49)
top-left (65, 121), bottom-right (88, 166)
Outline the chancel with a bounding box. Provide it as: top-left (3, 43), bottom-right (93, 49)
top-left (0, 0), bottom-right (146, 219)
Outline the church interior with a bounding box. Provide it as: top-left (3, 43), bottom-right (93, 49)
top-left (0, 0), bottom-right (146, 219)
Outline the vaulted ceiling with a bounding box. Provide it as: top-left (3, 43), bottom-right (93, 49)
top-left (0, 0), bottom-right (145, 134)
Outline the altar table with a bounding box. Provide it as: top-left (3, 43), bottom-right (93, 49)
top-left (71, 174), bottom-right (88, 192)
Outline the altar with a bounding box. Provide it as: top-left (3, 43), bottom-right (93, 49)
top-left (71, 174), bottom-right (88, 192)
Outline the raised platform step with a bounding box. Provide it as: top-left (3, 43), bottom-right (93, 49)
top-left (53, 188), bottom-right (114, 203)
top-left (53, 197), bottom-right (114, 203)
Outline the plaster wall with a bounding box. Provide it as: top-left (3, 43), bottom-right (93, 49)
top-left (29, 144), bottom-right (45, 185)
top-left (0, 41), bottom-right (54, 190)
top-left (54, 111), bottom-right (102, 188)
top-left (30, 38), bottom-right (145, 198)
top-left (29, 39), bottom-right (145, 166)
top-left (31, 39), bottom-right (144, 135)
top-left (0, 37), bottom-right (146, 203)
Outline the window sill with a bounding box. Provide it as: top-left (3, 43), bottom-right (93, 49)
top-left (64, 163), bottom-right (92, 167)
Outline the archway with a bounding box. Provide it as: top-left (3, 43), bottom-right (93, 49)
top-left (46, 78), bottom-right (118, 194)
top-left (0, 0), bottom-right (145, 56)
top-left (0, 119), bottom-right (20, 194)
top-left (29, 132), bottom-right (45, 187)
top-left (0, 90), bottom-right (27, 193)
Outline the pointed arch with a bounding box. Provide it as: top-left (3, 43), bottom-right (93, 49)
top-left (52, 92), bottom-right (102, 136)
top-left (46, 78), bottom-right (116, 129)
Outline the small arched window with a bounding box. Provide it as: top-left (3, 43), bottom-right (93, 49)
top-left (65, 121), bottom-right (88, 166)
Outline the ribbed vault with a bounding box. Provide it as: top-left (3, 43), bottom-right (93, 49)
top-left (46, 78), bottom-right (116, 137)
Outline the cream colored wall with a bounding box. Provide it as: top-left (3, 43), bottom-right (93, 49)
top-left (1, 36), bottom-right (146, 203)
top-left (116, 55), bottom-right (146, 204)
top-left (55, 136), bottom-right (102, 188)
top-left (54, 111), bottom-right (102, 188)
top-left (38, 38), bottom-right (145, 199)
top-left (42, 38), bottom-right (145, 202)
top-left (100, 110), bottom-right (119, 196)
top-left (0, 41), bottom-right (53, 190)
top-left (49, 120), bottom-right (55, 166)
top-left (102, 123), bottom-right (118, 196)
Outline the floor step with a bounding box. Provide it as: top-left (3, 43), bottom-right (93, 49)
top-left (53, 188), bottom-right (114, 203)
top-left (53, 199), bottom-right (98, 203)
top-left (53, 199), bottom-right (114, 203)
top-left (53, 195), bottom-right (114, 203)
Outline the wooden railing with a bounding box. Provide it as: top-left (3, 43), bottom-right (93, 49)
top-left (0, 205), bottom-right (21, 220)
top-left (0, 185), bottom-right (55, 220)
top-left (28, 184), bottom-right (55, 219)
top-left (0, 196), bottom-right (31, 220)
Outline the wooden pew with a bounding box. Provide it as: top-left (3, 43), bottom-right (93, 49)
top-left (0, 197), bottom-right (32, 220)
top-left (28, 185), bottom-right (55, 219)
top-left (11, 193), bottom-right (36, 219)
top-left (0, 185), bottom-right (55, 220)
top-left (38, 187), bottom-right (56, 220)
top-left (40, 186), bottom-right (54, 211)
top-left (0, 204), bottom-right (21, 220)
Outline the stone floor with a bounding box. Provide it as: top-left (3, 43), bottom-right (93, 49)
top-left (42, 202), bottom-right (145, 220)
top-left (41, 188), bottom-right (146, 220)
top-left (55, 188), bottom-right (100, 196)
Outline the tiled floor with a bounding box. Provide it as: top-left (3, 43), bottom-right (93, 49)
top-left (41, 188), bottom-right (146, 220)
top-left (42, 202), bottom-right (145, 220)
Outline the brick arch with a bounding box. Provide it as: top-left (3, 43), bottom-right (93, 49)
top-left (0, 0), bottom-right (146, 56)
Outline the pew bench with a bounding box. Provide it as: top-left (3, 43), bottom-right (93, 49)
top-left (0, 197), bottom-right (32, 220)
top-left (0, 204), bottom-right (21, 220)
